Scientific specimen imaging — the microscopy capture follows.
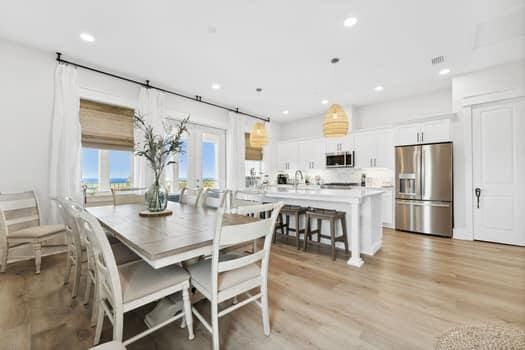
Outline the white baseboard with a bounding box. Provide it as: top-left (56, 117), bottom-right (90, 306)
top-left (362, 240), bottom-right (382, 256)
top-left (453, 227), bottom-right (473, 240)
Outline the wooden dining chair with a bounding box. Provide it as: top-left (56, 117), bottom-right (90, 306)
top-left (76, 210), bottom-right (194, 346)
top-left (110, 188), bottom-right (146, 206)
top-left (187, 201), bottom-right (284, 350)
top-left (180, 187), bottom-right (206, 207)
top-left (201, 189), bottom-right (231, 209)
top-left (0, 190), bottom-right (66, 274)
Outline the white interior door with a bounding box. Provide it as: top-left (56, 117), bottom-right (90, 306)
top-left (472, 98), bottom-right (525, 246)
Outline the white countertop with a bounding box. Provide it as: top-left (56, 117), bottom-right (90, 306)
top-left (254, 187), bottom-right (384, 204)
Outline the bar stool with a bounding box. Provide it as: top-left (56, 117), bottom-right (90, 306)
top-left (273, 205), bottom-right (307, 249)
top-left (304, 208), bottom-right (349, 261)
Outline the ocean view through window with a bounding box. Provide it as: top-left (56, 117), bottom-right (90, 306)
top-left (82, 148), bottom-right (133, 194)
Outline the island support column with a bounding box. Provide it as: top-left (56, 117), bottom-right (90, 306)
top-left (347, 199), bottom-right (364, 267)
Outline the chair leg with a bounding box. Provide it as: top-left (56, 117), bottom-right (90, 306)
top-left (83, 276), bottom-right (92, 305)
top-left (317, 219), bottom-right (322, 243)
top-left (285, 215), bottom-right (290, 235)
top-left (93, 304), bottom-right (104, 345)
top-left (341, 216), bottom-right (349, 254)
top-left (33, 243), bottom-right (42, 274)
top-left (211, 301), bottom-right (220, 350)
top-left (304, 217), bottom-right (310, 251)
top-left (330, 219), bottom-right (336, 261)
top-left (295, 213), bottom-right (301, 250)
top-left (91, 282), bottom-right (99, 327)
top-left (182, 287), bottom-right (195, 340)
top-left (261, 282), bottom-right (271, 336)
top-left (64, 251), bottom-right (72, 285)
top-left (72, 257), bottom-right (82, 298)
top-left (0, 246), bottom-right (7, 273)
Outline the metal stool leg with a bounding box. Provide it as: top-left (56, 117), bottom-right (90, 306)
top-left (330, 218), bottom-right (337, 261)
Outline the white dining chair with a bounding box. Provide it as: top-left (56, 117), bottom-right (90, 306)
top-left (201, 189), bottom-right (231, 209)
top-left (231, 190), bottom-right (263, 208)
top-left (76, 210), bottom-right (194, 346)
top-left (0, 190), bottom-right (66, 274)
top-left (89, 340), bottom-right (126, 350)
top-left (110, 188), bottom-right (146, 206)
top-left (186, 201), bottom-right (284, 350)
top-left (60, 198), bottom-right (139, 325)
top-left (180, 187), bottom-right (206, 207)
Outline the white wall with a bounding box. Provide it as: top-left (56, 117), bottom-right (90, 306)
top-left (0, 37), bottom-right (279, 221)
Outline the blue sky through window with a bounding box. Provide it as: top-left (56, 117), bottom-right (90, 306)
top-left (81, 148), bottom-right (99, 181)
top-left (109, 150), bottom-right (131, 180)
top-left (202, 141), bottom-right (216, 180)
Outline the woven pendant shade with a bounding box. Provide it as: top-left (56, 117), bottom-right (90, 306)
top-left (249, 122), bottom-right (269, 147)
top-left (323, 104), bottom-right (349, 138)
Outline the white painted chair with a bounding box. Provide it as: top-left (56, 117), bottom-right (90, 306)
top-left (180, 187), bottom-right (206, 207)
top-left (110, 187), bottom-right (146, 206)
top-left (231, 190), bottom-right (263, 208)
top-left (187, 202), bottom-right (284, 350)
top-left (53, 197), bottom-right (85, 298)
top-left (201, 189), bottom-right (231, 209)
top-left (0, 190), bottom-right (66, 274)
top-left (76, 210), bottom-right (194, 346)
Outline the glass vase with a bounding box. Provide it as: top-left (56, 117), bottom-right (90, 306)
top-left (145, 181), bottom-right (168, 212)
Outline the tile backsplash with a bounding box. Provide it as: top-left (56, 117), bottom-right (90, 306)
top-left (275, 167), bottom-right (393, 187)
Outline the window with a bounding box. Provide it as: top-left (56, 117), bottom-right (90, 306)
top-left (202, 133), bottom-right (219, 189)
top-left (79, 99), bottom-right (134, 194)
top-left (81, 148), bottom-right (133, 194)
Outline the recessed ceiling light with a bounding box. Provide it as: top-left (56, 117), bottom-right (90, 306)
top-left (439, 68), bottom-right (451, 75)
top-left (80, 32), bottom-right (95, 43)
top-left (211, 83), bottom-right (221, 90)
top-left (344, 17), bottom-right (358, 27)
top-left (321, 99), bottom-right (329, 105)
top-left (374, 86), bottom-right (384, 92)
top-left (282, 110), bottom-right (289, 115)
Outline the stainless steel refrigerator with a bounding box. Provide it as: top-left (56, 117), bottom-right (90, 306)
top-left (395, 142), bottom-right (453, 237)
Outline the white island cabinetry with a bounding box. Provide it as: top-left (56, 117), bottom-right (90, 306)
top-left (261, 187), bottom-right (384, 267)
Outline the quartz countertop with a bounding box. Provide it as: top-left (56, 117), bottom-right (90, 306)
top-left (248, 187), bottom-right (384, 204)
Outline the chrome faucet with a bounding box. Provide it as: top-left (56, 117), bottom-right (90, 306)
top-left (294, 170), bottom-right (304, 189)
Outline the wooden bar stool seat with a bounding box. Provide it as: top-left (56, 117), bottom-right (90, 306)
top-left (304, 208), bottom-right (349, 261)
top-left (273, 205), bottom-right (308, 249)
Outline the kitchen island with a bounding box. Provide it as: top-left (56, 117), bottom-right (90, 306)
top-left (256, 187), bottom-right (384, 267)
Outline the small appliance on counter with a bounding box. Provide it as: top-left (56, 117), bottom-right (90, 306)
top-left (277, 173), bottom-right (289, 184)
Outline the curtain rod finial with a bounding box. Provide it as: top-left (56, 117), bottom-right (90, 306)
top-left (56, 52), bottom-right (62, 61)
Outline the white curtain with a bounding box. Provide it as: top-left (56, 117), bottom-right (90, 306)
top-left (133, 87), bottom-right (166, 188)
top-left (226, 112), bottom-right (246, 190)
top-left (48, 64), bottom-right (81, 223)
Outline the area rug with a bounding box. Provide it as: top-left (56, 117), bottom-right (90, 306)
top-left (435, 324), bottom-right (525, 350)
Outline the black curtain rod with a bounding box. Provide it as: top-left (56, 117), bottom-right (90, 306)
top-left (55, 52), bottom-right (270, 123)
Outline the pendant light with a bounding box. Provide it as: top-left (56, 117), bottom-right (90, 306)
top-left (322, 57), bottom-right (349, 138)
top-left (323, 104), bottom-right (349, 137)
top-left (249, 121), bottom-right (268, 147)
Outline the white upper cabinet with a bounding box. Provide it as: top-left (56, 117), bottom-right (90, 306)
top-left (298, 138), bottom-right (325, 170)
top-left (325, 135), bottom-right (354, 153)
top-left (354, 130), bottom-right (394, 169)
top-left (394, 119), bottom-right (451, 146)
top-left (277, 142), bottom-right (299, 171)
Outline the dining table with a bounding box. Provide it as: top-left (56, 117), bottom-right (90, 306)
top-left (86, 201), bottom-right (258, 269)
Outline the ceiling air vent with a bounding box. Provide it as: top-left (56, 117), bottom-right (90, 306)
top-left (431, 55), bottom-right (445, 65)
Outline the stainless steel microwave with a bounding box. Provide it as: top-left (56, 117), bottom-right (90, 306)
top-left (326, 151), bottom-right (355, 168)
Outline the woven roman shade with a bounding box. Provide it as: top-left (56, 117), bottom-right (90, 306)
top-left (79, 99), bottom-right (135, 150)
top-left (245, 133), bottom-right (263, 161)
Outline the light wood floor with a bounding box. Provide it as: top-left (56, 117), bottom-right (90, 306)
top-left (1, 229), bottom-right (524, 350)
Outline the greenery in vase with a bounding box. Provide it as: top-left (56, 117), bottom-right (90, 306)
top-left (134, 113), bottom-right (189, 187)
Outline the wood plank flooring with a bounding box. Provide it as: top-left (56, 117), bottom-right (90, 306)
top-left (0, 229), bottom-right (524, 350)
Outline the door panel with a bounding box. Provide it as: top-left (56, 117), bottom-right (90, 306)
top-left (421, 120), bottom-right (450, 143)
top-left (395, 145), bottom-right (421, 199)
top-left (473, 98), bottom-right (525, 246)
top-left (396, 200), bottom-right (452, 237)
top-left (421, 143), bottom-right (453, 201)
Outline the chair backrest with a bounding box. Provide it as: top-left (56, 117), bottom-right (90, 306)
top-left (0, 190), bottom-right (40, 238)
top-left (110, 188), bottom-right (146, 206)
top-left (210, 202), bottom-right (283, 296)
top-left (231, 190), bottom-right (263, 208)
top-left (76, 210), bottom-right (124, 330)
top-left (180, 187), bottom-right (205, 207)
top-left (53, 197), bottom-right (83, 252)
top-left (201, 189), bottom-right (231, 209)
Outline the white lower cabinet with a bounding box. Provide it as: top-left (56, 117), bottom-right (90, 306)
top-left (381, 189), bottom-right (394, 228)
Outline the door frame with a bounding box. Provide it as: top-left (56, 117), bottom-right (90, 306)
top-left (461, 88), bottom-right (525, 241)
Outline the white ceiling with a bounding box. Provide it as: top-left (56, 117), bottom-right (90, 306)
top-left (1, 0), bottom-right (524, 121)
